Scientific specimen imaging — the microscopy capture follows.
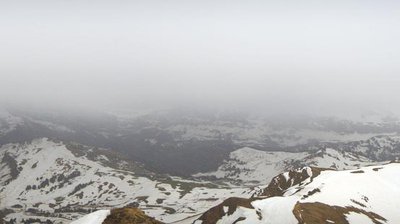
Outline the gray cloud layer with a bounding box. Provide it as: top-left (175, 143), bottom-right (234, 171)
top-left (1, 0), bottom-right (400, 115)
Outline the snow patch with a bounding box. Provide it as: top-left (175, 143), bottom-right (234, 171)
top-left (70, 210), bottom-right (110, 224)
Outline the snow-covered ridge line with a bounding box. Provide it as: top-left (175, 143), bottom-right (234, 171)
top-left (196, 163), bottom-right (400, 224)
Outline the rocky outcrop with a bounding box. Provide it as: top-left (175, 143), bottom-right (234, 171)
top-left (102, 207), bottom-right (163, 224)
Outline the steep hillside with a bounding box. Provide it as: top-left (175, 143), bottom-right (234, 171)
top-left (0, 139), bottom-right (251, 224)
top-left (196, 163), bottom-right (400, 224)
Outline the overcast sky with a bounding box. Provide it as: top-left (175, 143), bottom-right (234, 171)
top-left (1, 0), bottom-right (400, 116)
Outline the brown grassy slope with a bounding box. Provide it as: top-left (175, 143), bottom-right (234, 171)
top-left (293, 202), bottom-right (387, 224)
top-left (102, 208), bottom-right (163, 224)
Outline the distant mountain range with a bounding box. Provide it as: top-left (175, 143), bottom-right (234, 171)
top-left (1, 108), bottom-right (400, 176)
top-left (194, 147), bottom-right (376, 185)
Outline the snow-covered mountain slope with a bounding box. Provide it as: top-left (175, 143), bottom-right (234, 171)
top-left (0, 110), bottom-right (23, 137)
top-left (196, 163), bottom-right (400, 224)
top-left (195, 147), bottom-right (376, 185)
top-left (339, 135), bottom-right (400, 161)
top-left (0, 139), bottom-right (251, 224)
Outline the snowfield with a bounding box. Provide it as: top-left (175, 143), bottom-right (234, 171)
top-left (70, 210), bottom-right (110, 224)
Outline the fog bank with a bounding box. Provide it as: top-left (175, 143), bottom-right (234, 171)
top-left (1, 0), bottom-right (400, 116)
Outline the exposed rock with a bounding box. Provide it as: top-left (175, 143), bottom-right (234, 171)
top-left (102, 208), bottom-right (163, 224)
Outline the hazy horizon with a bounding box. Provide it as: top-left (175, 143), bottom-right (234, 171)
top-left (1, 0), bottom-right (400, 117)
